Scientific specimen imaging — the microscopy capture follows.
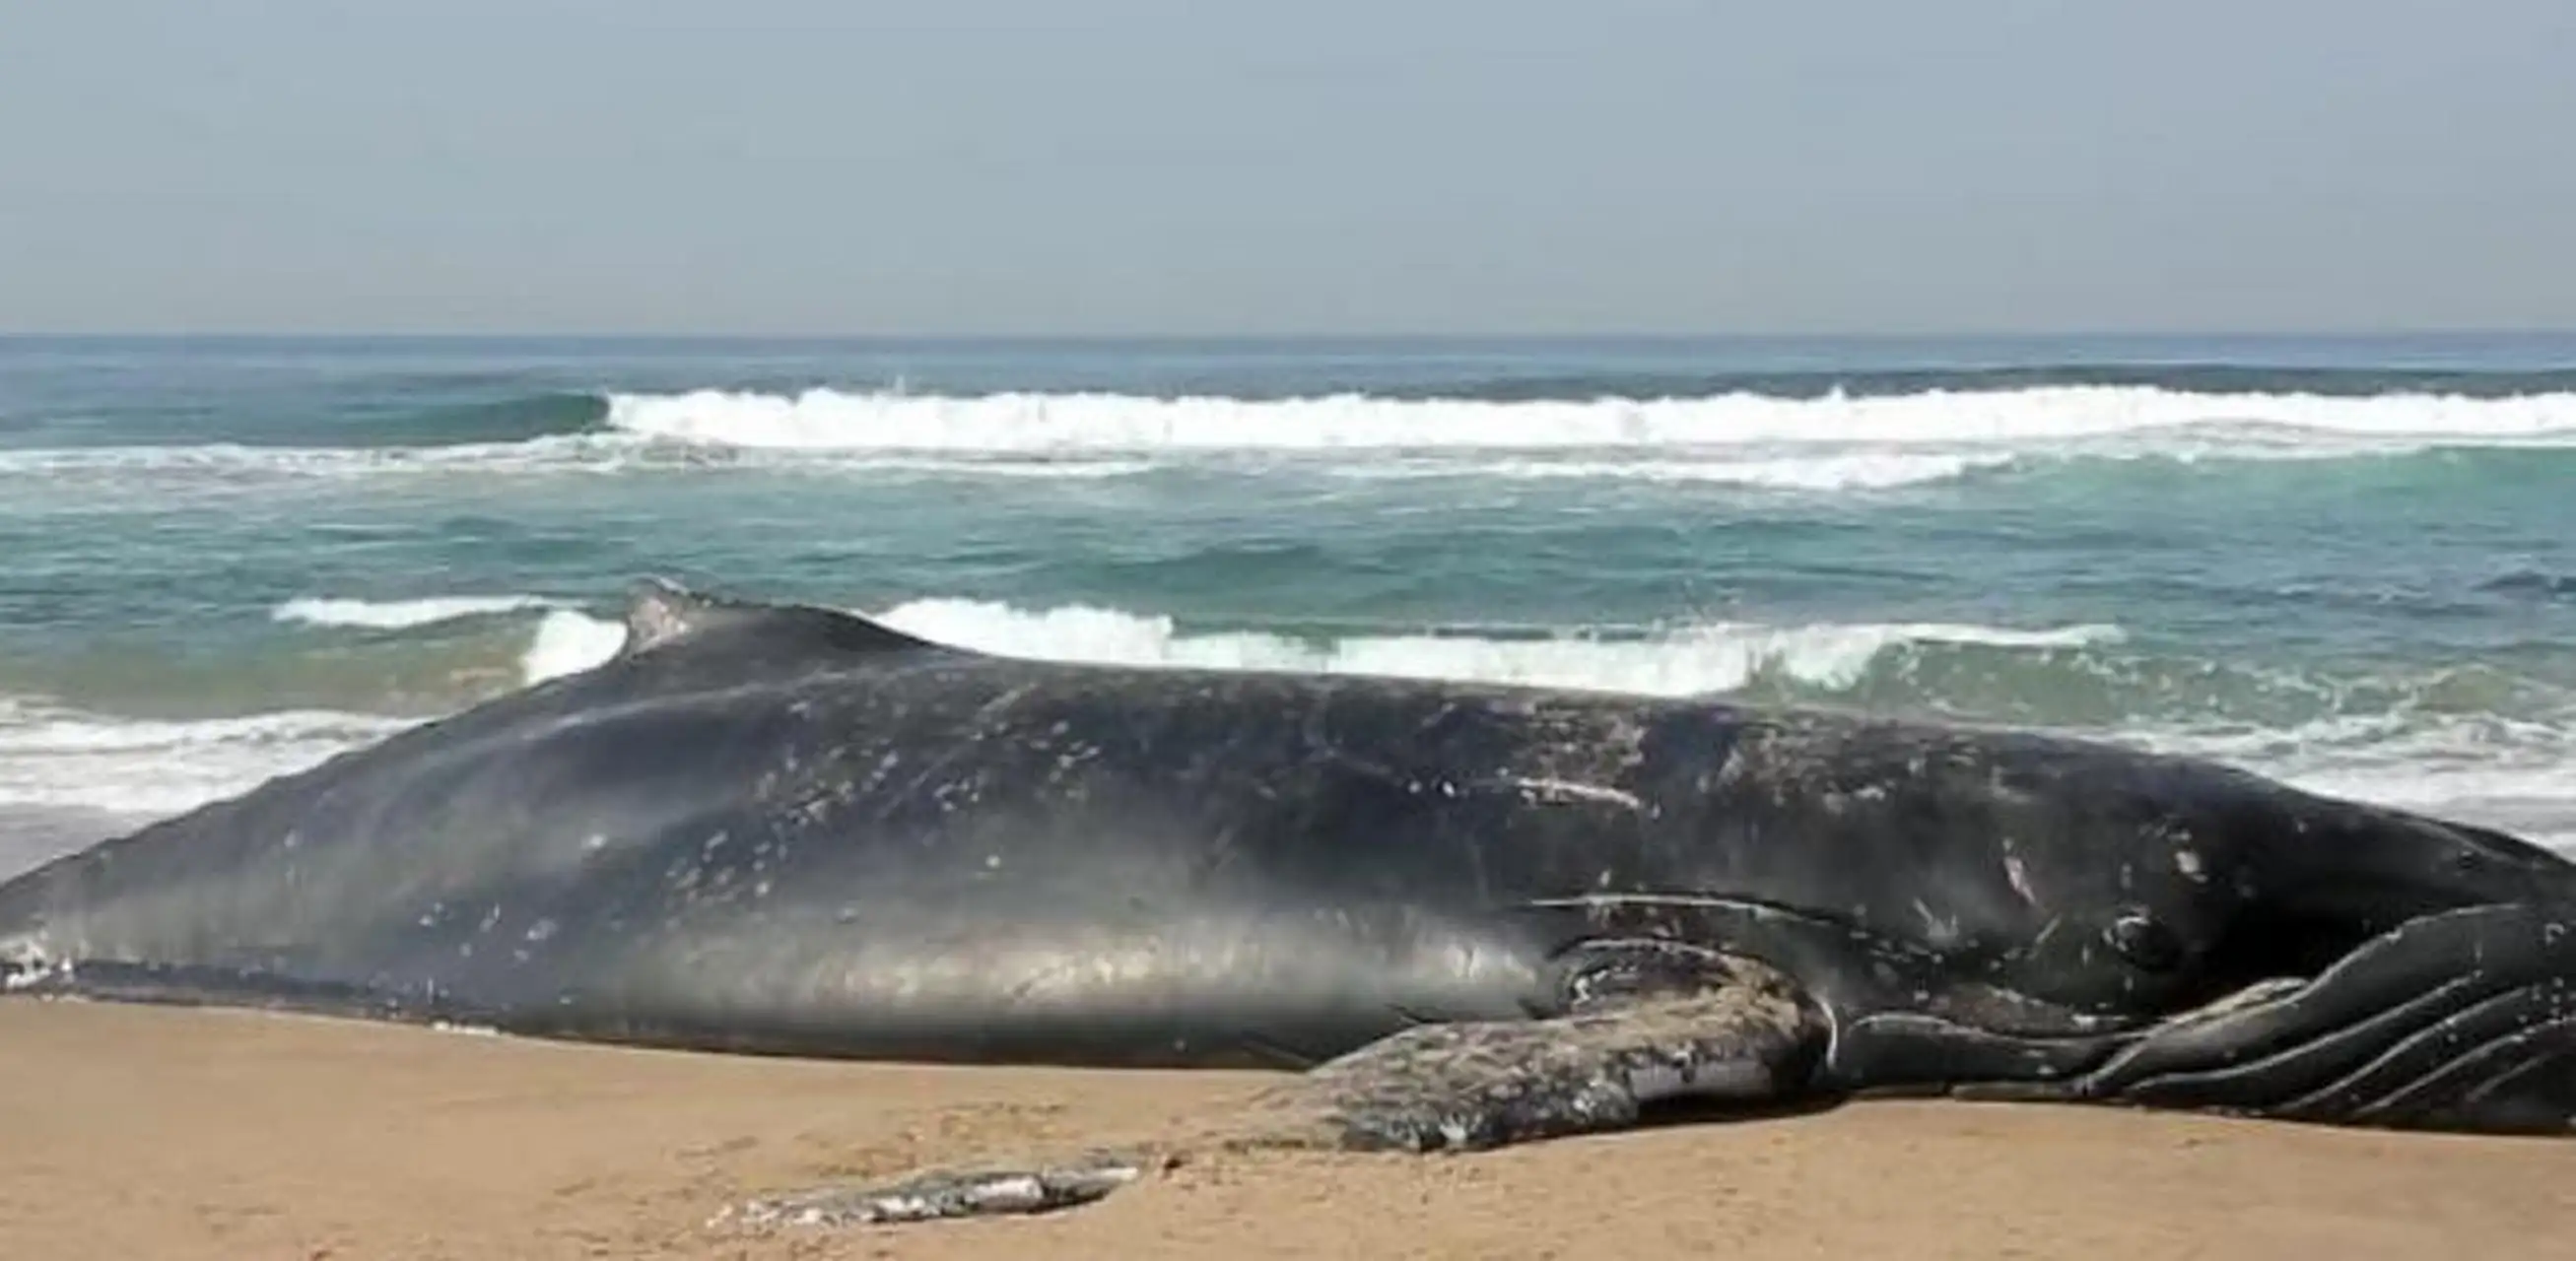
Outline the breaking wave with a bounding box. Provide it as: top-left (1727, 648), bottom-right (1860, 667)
top-left (597, 385), bottom-right (2576, 454)
top-left (0, 697), bottom-right (411, 819)
top-left (843, 600), bottom-right (2123, 696)
top-left (1334, 452), bottom-right (2014, 491)
top-left (273, 594), bottom-right (567, 630)
top-left (6, 384), bottom-right (2576, 496)
top-left (274, 597), bottom-right (634, 686)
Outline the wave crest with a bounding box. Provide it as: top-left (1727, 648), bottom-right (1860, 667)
top-left (9, 385), bottom-right (2576, 495)
top-left (600, 385), bottom-right (2576, 454)
top-left (846, 599), bottom-right (2120, 697)
top-left (1340, 452), bottom-right (2011, 490)
top-left (274, 594), bottom-right (566, 630)
top-left (0, 699), bottom-right (411, 817)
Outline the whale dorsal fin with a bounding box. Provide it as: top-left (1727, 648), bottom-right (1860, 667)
top-left (617, 577), bottom-right (947, 660)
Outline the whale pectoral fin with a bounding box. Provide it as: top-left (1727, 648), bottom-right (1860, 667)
top-left (1266, 947), bottom-right (1829, 1153)
top-left (720, 953), bottom-right (1827, 1231)
top-left (1960, 901), bottom-right (2576, 1134)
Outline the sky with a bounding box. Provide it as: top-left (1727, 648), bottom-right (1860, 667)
top-left (2, 0), bottom-right (2571, 337)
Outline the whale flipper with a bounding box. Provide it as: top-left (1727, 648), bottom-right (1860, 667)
top-left (724, 949), bottom-right (1826, 1228)
top-left (1272, 947), bottom-right (1827, 1154)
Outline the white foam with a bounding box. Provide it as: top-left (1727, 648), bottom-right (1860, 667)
top-left (2063, 697), bottom-right (2576, 850)
top-left (2126, 711), bottom-right (2576, 849)
top-left (8, 387), bottom-right (2574, 494)
top-left (0, 441), bottom-right (1166, 488)
top-left (264, 596), bottom-right (627, 684)
top-left (0, 434), bottom-right (625, 479)
top-left (884, 599), bottom-right (2122, 694)
top-left (1339, 451), bottom-right (2011, 491)
top-left (0, 701), bottom-right (411, 818)
top-left (521, 609), bottom-right (634, 684)
top-left (601, 386), bottom-right (2576, 455)
top-left (791, 455), bottom-right (1162, 480)
top-left (274, 594), bottom-right (563, 630)
top-left (503, 600), bottom-right (2121, 697)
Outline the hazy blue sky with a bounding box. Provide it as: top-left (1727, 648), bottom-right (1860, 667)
top-left (3, 1), bottom-right (2570, 335)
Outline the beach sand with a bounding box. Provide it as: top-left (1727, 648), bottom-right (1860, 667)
top-left (5, 998), bottom-right (2574, 1260)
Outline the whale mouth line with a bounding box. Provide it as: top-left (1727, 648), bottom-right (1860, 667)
top-left (1518, 892), bottom-right (1942, 962)
top-left (1517, 891), bottom-right (2165, 1038)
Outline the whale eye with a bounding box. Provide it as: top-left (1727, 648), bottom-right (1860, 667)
top-left (2108, 911), bottom-right (2186, 972)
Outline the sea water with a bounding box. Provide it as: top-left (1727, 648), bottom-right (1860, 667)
top-left (4, 334), bottom-right (2573, 873)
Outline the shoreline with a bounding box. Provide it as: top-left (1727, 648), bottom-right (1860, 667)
top-left (6, 997), bottom-right (2574, 1259)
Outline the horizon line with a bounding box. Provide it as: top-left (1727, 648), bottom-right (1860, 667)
top-left (7, 327), bottom-right (2576, 345)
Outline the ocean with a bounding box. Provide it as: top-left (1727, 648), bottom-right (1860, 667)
top-left (4, 334), bottom-right (2574, 876)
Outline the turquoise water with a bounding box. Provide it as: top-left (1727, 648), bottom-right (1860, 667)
top-left (4, 335), bottom-right (2574, 865)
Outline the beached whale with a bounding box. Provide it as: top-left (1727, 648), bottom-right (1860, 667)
top-left (4, 578), bottom-right (2573, 1226)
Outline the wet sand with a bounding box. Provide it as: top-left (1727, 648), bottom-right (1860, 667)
top-left (4, 997), bottom-right (2573, 1260)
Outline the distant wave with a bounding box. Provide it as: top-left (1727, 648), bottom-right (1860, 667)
top-left (273, 594), bottom-right (566, 630)
top-left (2129, 712), bottom-right (2576, 856)
top-left (2479, 569), bottom-right (2576, 600)
top-left (0, 437), bottom-right (1161, 484)
top-left (0, 697), bottom-right (410, 818)
top-left (271, 594), bottom-right (625, 682)
top-left (1365, 364), bottom-right (2576, 403)
top-left (0, 435), bottom-right (622, 479)
top-left (327, 389), bottom-right (608, 448)
top-left (5, 384), bottom-right (2576, 494)
top-left (599, 385), bottom-right (2576, 454)
top-left (2, 389), bottom-right (607, 451)
top-left (1335, 452), bottom-right (2015, 491)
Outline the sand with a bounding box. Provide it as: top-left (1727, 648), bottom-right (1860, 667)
top-left (4, 998), bottom-right (2574, 1259)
